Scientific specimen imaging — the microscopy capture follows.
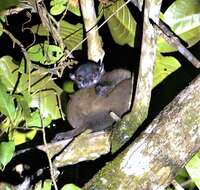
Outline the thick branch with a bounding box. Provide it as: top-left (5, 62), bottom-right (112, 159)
top-left (84, 73), bottom-right (200, 190)
top-left (79, 0), bottom-right (104, 62)
top-left (112, 0), bottom-right (163, 151)
top-left (53, 131), bottom-right (111, 167)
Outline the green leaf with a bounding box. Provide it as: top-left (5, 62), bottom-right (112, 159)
top-left (1, 57), bottom-right (30, 94)
top-left (50, 0), bottom-right (67, 6)
top-left (13, 130), bottom-right (37, 145)
top-left (103, 0), bottom-right (136, 47)
top-left (30, 90), bottom-right (61, 121)
top-left (0, 81), bottom-right (16, 120)
top-left (68, 3), bottom-right (81, 16)
top-left (50, 4), bottom-right (66, 15)
top-left (60, 21), bottom-right (83, 50)
top-left (25, 110), bottom-right (52, 128)
top-left (42, 180), bottom-right (52, 190)
top-left (153, 54), bottom-right (181, 88)
top-left (0, 22), bottom-right (3, 37)
top-left (0, 56), bottom-right (19, 91)
top-left (16, 94), bottom-right (31, 119)
top-left (28, 44), bottom-right (44, 62)
top-left (0, 141), bottom-right (15, 170)
top-left (0, 0), bottom-right (19, 11)
top-left (158, 0), bottom-right (200, 52)
top-left (34, 179), bottom-right (52, 190)
top-left (31, 22), bottom-right (83, 51)
top-left (31, 25), bottom-right (49, 36)
top-left (50, 0), bottom-right (80, 16)
top-left (28, 42), bottom-right (63, 65)
top-left (61, 184), bottom-right (82, 190)
top-left (29, 72), bottom-right (62, 121)
top-left (186, 153), bottom-right (200, 189)
top-left (0, 16), bottom-right (6, 22)
top-left (0, 56), bottom-right (30, 93)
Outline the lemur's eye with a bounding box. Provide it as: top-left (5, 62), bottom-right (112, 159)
top-left (76, 75), bottom-right (83, 82)
top-left (93, 73), bottom-right (97, 79)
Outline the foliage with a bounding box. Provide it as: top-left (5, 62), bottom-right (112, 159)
top-left (103, 0), bottom-right (136, 47)
top-left (0, 55), bottom-right (62, 146)
top-left (61, 184), bottom-right (82, 190)
top-left (0, 141), bottom-right (15, 170)
top-left (28, 42), bottom-right (63, 65)
top-left (158, 0), bottom-right (200, 52)
top-left (50, 0), bottom-right (81, 16)
top-left (186, 152), bottom-right (200, 189)
top-left (0, 0), bottom-right (19, 12)
top-left (31, 21), bottom-right (83, 51)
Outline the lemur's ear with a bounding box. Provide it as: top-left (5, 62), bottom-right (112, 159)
top-left (69, 73), bottom-right (76, 80)
top-left (97, 59), bottom-right (103, 65)
top-left (97, 59), bottom-right (105, 74)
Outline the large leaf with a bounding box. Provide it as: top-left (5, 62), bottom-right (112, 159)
top-left (0, 81), bottom-right (16, 120)
top-left (0, 56), bottom-right (31, 93)
top-left (158, 0), bottom-right (200, 52)
top-left (30, 90), bottom-right (61, 120)
top-left (0, 141), bottom-right (15, 170)
top-left (29, 71), bottom-right (62, 120)
top-left (0, 0), bottom-right (19, 11)
top-left (0, 56), bottom-right (19, 91)
top-left (67, 2), bottom-right (81, 17)
top-left (31, 21), bottom-right (83, 51)
top-left (186, 152), bottom-right (200, 189)
top-left (60, 21), bottom-right (83, 50)
top-left (103, 0), bottom-right (136, 47)
top-left (153, 54), bottom-right (181, 88)
top-left (31, 25), bottom-right (49, 36)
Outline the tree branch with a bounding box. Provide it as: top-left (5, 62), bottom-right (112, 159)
top-left (84, 72), bottom-right (200, 190)
top-left (79, 0), bottom-right (105, 62)
top-left (111, 0), bottom-right (163, 152)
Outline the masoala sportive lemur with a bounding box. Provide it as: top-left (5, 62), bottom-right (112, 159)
top-left (53, 61), bottom-right (132, 141)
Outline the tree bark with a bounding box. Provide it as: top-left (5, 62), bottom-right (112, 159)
top-left (84, 74), bottom-right (200, 190)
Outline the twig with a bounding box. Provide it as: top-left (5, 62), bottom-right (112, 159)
top-left (171, 180), bottom-right (185, 190)
top-left (40, 111), bottom-right (58, 190)
top-left (180, 179), bottom-right (193, 187)
top-left (36, 1), bottom-right (65, 50)
top-left (153, 20), bottom-right (200, 68)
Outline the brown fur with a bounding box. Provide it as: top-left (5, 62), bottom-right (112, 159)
top-left (53, 69), bottom-right (132, 141)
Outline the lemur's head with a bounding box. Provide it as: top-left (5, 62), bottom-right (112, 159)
top-left (69, 61), bottom-right (105, 89)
